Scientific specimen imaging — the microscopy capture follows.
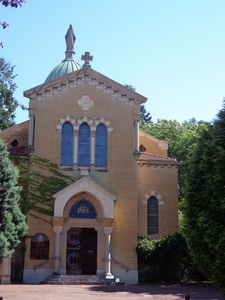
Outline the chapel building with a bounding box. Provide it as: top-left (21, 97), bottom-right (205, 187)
top-left (0, 25), bottom-right (179, 284)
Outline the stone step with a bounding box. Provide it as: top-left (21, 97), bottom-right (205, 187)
top-left (44, 275), bottom-right (125, 285)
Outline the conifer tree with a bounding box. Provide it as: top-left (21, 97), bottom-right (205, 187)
top-left (124, 84), bottom-right (152, 125)
top-left (0, 58), bottom-right (18, 129)
top-left (183, 99), bottom-right (225, 295)
top-left (0, 139), bottom-right (27, 263)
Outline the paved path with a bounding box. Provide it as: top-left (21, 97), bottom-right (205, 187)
top-left (0, 283), bottom-right (223, 300)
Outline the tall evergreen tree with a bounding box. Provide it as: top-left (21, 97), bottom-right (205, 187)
top-left (0, 139), bottom-right (27, 263)
top-left (0, 57), bottom-right (26, 130)
top-left (124, 84), bottom-right (152, 125)
top-left (182, 100), bottom-right (225, 295)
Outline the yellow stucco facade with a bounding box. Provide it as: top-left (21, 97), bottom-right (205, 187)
top-left (0, 56), bottom-right (180, 285)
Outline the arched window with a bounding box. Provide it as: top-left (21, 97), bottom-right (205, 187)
top-left (61, 122), bottom-right (73, 166)
top-left (30, 233), bottom-right (49, 260)
top-left (139, 144), bottom-right (146, 152)
top-left (69, 200), bottom-right (97, 219)
top-left (78, 123), bottom-right (90, 166)
top-left (95, 124), bottom-right (107, 167)
top-left (147, 196), bottom-right (159, 236)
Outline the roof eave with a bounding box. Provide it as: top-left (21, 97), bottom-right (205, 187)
top-left (137, 159), bottom-right (181, 167)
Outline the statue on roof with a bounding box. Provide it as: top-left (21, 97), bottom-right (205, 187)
top-left (65, 24), bottom-right (76, 52)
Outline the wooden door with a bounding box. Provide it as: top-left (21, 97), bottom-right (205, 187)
top-left (66, 228), bottom-right (82, 275)
top-left (66, 228), bottom-right (97, 275)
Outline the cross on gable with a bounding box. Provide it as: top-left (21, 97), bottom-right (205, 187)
top-left (81, 52), bottom-right (93, 68)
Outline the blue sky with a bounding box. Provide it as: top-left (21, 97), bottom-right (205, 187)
top-left (1, 0), bottom-right (225, 124)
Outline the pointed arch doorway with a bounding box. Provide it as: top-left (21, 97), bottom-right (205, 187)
top-left (66, 227), bottom-right (97, 275)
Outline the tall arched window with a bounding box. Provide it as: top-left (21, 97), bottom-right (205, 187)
top-left (95, 124), bottom-right (107, 167)
top-left (147, 196), bottom-right (159, 236)
top-left (78, 123), bottom-right (90, 166)
top-left (61, 122), bottom-right (73, 166)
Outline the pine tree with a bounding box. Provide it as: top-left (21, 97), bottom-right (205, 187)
top-left (0, 139), bottom-right (27, 262)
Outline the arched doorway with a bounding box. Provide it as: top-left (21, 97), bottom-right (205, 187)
top-left (66, 228), bottom-right (97, 275)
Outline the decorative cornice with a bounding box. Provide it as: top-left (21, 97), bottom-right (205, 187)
top-left (137, 161), bottom-right (180, 169)
top-left (137, 152), bottom-right (181, 168)
top-left (23, 69), bottom-right (147, 106)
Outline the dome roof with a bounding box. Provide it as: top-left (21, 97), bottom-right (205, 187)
top-left (45, 58), bottom-right (81, 83)
top-left (44, 25), bottom-right (82, 83)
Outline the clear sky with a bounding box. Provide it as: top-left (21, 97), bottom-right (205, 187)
top-left (1, 0), bottom-right (225, 124)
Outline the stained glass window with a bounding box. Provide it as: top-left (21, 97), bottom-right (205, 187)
top-left (95, 124), bottom-right (107, 167)
top-left (147, 196), bottom-right (159, 235)
top-left (78, 123), bottom-right (90, 166)
top-left (70, 200), bottom-right (97, 219)
top-left (61, 122), bottom-right (73, 165)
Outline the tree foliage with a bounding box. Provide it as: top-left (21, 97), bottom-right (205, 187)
top-left (0, 57), bottom-right (26, 130)
top-left (182, 100), bottom-right (225, 295)
top-left (124, 84), bottom-right (152, 125)
top-left (141, 118), bottom-right (209, 199)
top-left (140, 104), bottom-right (151, 125)
top-left (136, 233), bottom-right (202, 282)
top-left (0, 139), bottom-right (27, 263)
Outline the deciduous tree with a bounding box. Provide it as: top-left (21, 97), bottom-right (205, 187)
top-left (141, 118), bottom-right (208, 199)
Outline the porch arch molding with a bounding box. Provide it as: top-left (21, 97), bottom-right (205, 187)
top-left (53, 176), bottom-right (116, 219)
top-left (64, 192), bottom-right (104, 219)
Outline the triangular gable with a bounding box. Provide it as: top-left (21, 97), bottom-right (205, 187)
top-left (139, 129), bottom-right (169, 156)
top-left (53, 176), bottom-right (116, 218)
top-left (0, 121), bottom-right (29, 149)
top-left (23, 67), bottom-right (147, 105)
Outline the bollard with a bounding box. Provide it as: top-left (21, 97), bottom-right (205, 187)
top-left (185, 295), bottom-right (190, 300)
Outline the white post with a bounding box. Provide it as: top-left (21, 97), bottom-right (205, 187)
top-left (134, 121), bottom-right (139, 151)
top-left (103, 227), bottom-right (114, 279)
top-left (91, 131), bottom-right (95, 165)
top-left (53, 226), bottom-right (63, 274)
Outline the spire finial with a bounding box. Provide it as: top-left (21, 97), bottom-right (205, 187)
top-left (65, 24), bottom-right (76, 59)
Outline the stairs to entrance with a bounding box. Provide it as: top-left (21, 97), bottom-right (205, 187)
top-left (43, 274), bottom-right (125, 285)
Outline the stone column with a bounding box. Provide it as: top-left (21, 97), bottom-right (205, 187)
top-left (134, 121), bottom-right (139, 151)
top-left (28, 116), bottom-right (35, 146)
top-left (90, 131), bottom-right (96, 169)
top-left (52, 217), bottom-right (64, 274)
top-left (73, 130), bottom-right (78, 167)
top-left (103, 227), bottom-right (114, 279)
top-left (0, 257), bottom-right (11, 284)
